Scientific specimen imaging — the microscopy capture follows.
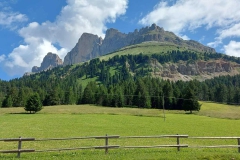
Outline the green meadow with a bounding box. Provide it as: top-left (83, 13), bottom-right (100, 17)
top-left (1, 102), bottom-right (240, 159)
top-left (99, 42), bottom-right (191, 61)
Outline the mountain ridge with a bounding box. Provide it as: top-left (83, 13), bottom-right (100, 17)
top-left (63, 24), bottom-right (215, 66)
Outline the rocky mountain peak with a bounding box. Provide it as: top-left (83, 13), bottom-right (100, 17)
top-left (32, 52), bottom-right (63, 72)
top-left (63, 24), bottom-right (216, 66)
top-left (63, 33), bottom-right (102, 66)
top-left (105, 28), bottom-right (122, 38)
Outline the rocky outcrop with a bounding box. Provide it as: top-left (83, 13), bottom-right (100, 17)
top-left (63, 33), bottom-right (102, 66)
top-left (149, 59), bottom-right (240, 81)
top-left (32, 52), bottom-right (63, 72)
top-left (63, 24), bottom-right (216, 65)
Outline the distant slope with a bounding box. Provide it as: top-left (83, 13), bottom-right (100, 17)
top-left (99, 41), bottom-right (204, 61)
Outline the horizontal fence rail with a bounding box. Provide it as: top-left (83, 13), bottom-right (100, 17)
top-left (0, 135), bottom-right (240, 158)
top-left (0, 137), bottom-right (35, 158)
top-left (189, 136), bottom-right (240, 153)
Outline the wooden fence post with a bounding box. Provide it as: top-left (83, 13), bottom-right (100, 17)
top-left (238, 138), bottom-right (240, 153)
top-left (176, 134), bottom-right (180, 151)
top-left (17, 136), bottom-right (22, 158)
top-left (105, 134), bottom-right (108, 154)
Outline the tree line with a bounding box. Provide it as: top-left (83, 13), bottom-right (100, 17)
top-left (1, 50), bottom-right (240, 111)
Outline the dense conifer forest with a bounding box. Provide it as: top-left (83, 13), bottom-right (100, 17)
top-left (1, 50), bottom-right (240, 110)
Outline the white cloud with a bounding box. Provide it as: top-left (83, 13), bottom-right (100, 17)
top-left (140, 0), bottom-right (240, 33)
top-left (0, 11), bottom-right (28, 28)
top-left (0, 55), bottom-right (6, 62)
top-left (0, 0), bottom-right (128, 77)
top-left (179, 35), bottom-right (189, 40)
top-left (139, 0), bottom-right (240, 49)
top-left (224, 41), bottom-right (240, 57)
top-left (218, 23), bottom-right (240, 39)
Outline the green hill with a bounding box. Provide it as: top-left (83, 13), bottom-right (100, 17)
top-left (100, 41), bottom-right (203, 61)
top-left (1, 42), bottom-right (240, 109)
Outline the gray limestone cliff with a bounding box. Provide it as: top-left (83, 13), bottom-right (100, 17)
top-left (63, 24), bottom-right (216, 65)
top-left (32, 52), bottom-right (63, 72)
top-left (148, 59), bottom-right (240, 81)
top-left (63, 33), bottom-right (102, 66)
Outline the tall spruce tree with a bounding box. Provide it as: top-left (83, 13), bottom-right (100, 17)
top-left (82, 82), bottom-right (96, 104)
top-left (2, 95), bottom-right (13, 108)
top-left (133, 79), bottom-right (151, 108)
top-left (25, 93), bottom-right (42, 114)
top-left (183, 87), bottom-right (201, 113)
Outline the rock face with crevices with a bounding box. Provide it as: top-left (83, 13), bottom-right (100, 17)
top-left (63, 33), bottom-right (102, 66)
top-left (63, 24), bottom-right (215, 65)
top-left (148, 59), bottom-right (240, 81)
top-left (32, 52), bottom-right (63, 72)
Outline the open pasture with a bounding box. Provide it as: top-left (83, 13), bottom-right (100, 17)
top-left (1, 103), bottom-right (240, 159)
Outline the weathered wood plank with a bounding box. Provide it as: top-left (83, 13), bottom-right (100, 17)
top-left (189, 137), bottom-right (240, 139)
top-left (190, 145), bottom-right (240, 148)
top-left (95, 135), bottom-right (120, 139)
top-left (95, 145), bottom-right (120, 149)
top-left (121, 135), bottom-right (188, 139)
top-left (3, 138), bottom-right (35, 142)
top-left (122, 144), bottom-right (188, 149)
top-left (0, 149), bottom-right (35, 153)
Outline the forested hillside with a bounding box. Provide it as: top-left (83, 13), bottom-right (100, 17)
top-left (1, 50), bottom-right (240, 110)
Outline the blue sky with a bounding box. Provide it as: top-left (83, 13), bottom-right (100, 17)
top-left (1, 0), bottom-right (240, 81)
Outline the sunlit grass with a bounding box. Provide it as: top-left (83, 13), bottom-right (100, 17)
top-left (99, 42), bottom-right (186, 61)
top-left (1, 103), bottom-right (240, 159)
top-left (198, 101), bottom-right (240, 119)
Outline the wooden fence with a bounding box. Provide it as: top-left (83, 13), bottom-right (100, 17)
top-left (0, 134), bottom-right (240, 158)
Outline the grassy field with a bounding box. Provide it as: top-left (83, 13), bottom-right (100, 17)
top-left (99, 42), bottom-right (189, 61)
top-left (1, 102), bottom-right (240, 159)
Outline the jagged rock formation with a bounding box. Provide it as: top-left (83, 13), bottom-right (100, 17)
top-left (63, 33), bottom-right (102, 65)
top-left (32, 52), bottom-right (63, 73)
top-left (149, 59), bottom-right (240, 81)
top-left (63, 24), bottom-right (215, 65)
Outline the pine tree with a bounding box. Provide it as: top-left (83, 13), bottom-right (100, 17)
top-left (43, 88), bottom-right (60, 106)
top-left (16, 88), bottom-right (26, 107)
top-left (2, 95), bottom-right (13, 108)
top-left (133, 79), bottom-right (151, 108)
top-left (64, 87), bottom-right (75, 105)
top-left (215, 84), bottom-right (227, 103)
top-left (163, 81), bottom-right (173, 109)
top-left (82, 82), bottom-right (96, 104)
top-left (182, 87), bottom-right (201, 113)
top-left (25, 93), bottom-right (43, 114)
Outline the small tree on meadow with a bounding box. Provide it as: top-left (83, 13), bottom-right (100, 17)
top-left (183, 87), bottom-right (201, 113)
top-left (25, 93), bottom-right (42, 114)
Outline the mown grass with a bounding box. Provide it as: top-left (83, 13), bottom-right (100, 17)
top-left (199, 101), bottom-right (240, 119)
top-left (1, 103), bottom-right (240, 159)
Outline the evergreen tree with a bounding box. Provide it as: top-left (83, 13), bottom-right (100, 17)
top-left (16, 88), bottom-right (26, 107)
top-left (25, 93), bottom-right (43, 113)
top-left (133, 79), bottom-right (151, 108)
top-left (163, 81), bottom-right (173, 109)
top-left (76, 85), bottom-right (83, 104)
top-left (182, 87), bottom-right (201, 113)
top-left (233, 88), bottom-right (240, 104)
top-left (95, 85), bottom-right (107, 106)
top-left (82, 82), bottom-right (96, 104)
top-left (2, 95), bottom-right (13, 108)
top-left (43, 88), bottom-right (60, 106)
top-left (8, 87), bottom-right (18, 107)
top-left (64, 87), bottom-right (75, 104)
top-left (214, 84), bottom-right (227, 103)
